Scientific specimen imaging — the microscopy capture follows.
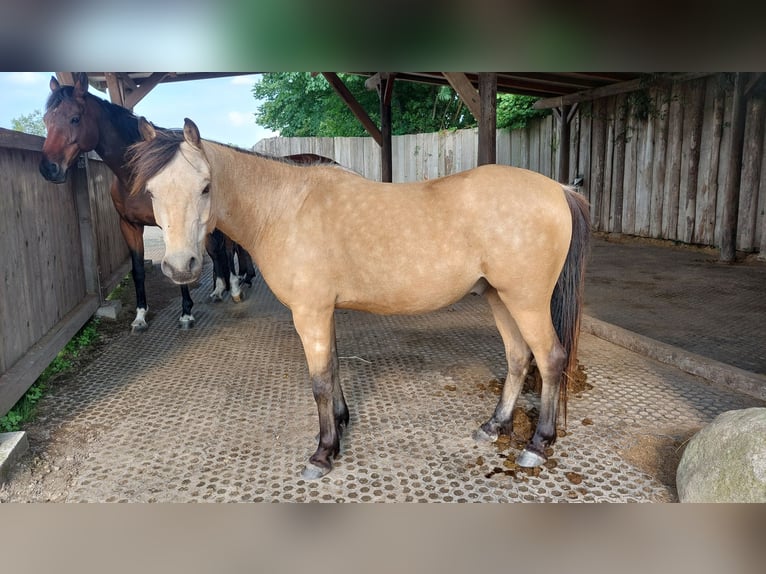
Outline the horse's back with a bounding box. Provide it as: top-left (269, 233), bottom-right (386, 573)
top-left (271, 163), bottom-right (574, 314)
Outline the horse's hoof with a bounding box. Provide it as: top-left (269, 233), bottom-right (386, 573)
top-left (516, 448), bottom-right (547, 468)
top-left (179, 315), bottom-right (195, 330)
top-left (473, 426), bottom-right (497, 443)
top-left (130, 323), bottom-right (148, 334)
top-left (301, 462), bottom-right (331, 480)
top-left (231, 293), bottom-right (243, 303)
top-left (209, 294), bottom-right (224, 302)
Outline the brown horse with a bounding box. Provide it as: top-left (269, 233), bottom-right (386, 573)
top-left (127, 118), bottom-right (590, 479)
top-left (39, 73), bottom-right (258, 331)
top-left (38, 73), bottom-right (331, 329)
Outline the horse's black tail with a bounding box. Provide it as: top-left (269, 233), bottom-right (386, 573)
top-left (551, 186), bottom-right (591, 425)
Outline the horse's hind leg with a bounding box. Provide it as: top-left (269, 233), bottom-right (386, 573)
top-left (501, 303), bottom-right (567, 467)
top-left (292, 308), bottom-right (349, 479)
top-left (474, 287), bottom-right (531, 443)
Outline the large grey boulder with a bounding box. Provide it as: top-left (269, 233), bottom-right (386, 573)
top-left (676, 408), bottom-right (766, 502)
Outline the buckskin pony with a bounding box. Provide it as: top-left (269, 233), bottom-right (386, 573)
top-left (127, 118), bottom-right (590, 479)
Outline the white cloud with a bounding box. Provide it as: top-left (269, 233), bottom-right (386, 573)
top-left (230, 75), bottom-right (258, 86)
top-left (8, 72), bottom-right (45, 85)
top-left (227, 111), bottom-right (251, 127)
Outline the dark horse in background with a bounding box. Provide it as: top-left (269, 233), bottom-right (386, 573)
top-left (38, 73), bottom-right (336, 331)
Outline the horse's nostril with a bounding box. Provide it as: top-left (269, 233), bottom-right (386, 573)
top-left (188, 256), bottom-right (198, 272)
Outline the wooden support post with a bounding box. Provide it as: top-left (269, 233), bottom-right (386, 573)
top-left (55, 72), bottom-right (75, 86)
top-left (478, 73), bottom-right (497, 166)
top-left (557, 104), bottom-right (571, 182)
top-left (379, 75), bottom-right (393, 182)
top-left (720, 73), bottom-right (747, 262)
top-left (104, 73), bottom-right (125, 107)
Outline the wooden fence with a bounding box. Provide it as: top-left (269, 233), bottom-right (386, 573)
top-left (256, 74), bottom-right (766, 255)
top-left (0, 129), bottom-right (129, 416)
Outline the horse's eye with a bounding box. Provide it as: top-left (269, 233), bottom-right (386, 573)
top-left (71, 116), bottom-right (80, 125)
top-left (202, 185), bottom-right (210, 195)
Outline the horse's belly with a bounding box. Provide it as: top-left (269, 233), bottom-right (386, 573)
top-left (335, 274), bottom-right (478, 315)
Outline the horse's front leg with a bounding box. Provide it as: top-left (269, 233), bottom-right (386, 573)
top-left (292, 307), bottom-right (349, 479)
top-left (179, 285), bottom-right (195, 329)
top-left (119, 218), bottom-right (149, 333)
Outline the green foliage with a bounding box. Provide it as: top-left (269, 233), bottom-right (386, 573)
top-left (253, 73), bottom-right (477, 137)
top-left (12, 109), bottom-right (46, 137)
top-left (254, 74), bottom-right (550, 137)
top-left (496, 94), bottom-right (550, 130)
top-left (0, 320), bottom-right (100, 432)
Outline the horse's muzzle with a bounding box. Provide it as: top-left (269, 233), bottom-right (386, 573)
top-left (39, 159), bottom-right (67, 183)
top-left (161, 253), bottom-right (203, 285)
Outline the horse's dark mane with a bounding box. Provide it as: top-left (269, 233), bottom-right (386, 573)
top-left (46, 85), bottom-right (143, 143)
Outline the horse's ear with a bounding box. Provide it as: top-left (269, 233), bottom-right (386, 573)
top-left (183, 118), bottom-right (202, 149)
top-left (50, 76), bottom-right (60, 92)
top-left (73, 73), bottom-right (89, 98)
top-left (137, 117), bottom-right (156, 141)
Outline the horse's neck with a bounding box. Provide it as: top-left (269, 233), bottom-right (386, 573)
top-left (89, 98), bottom-right (138, 182)
top-left (205, 142), bottom-right (304, 253)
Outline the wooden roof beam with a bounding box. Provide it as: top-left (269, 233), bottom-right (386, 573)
top-left (442, 73), bottom-right (481, 120)
top-left (533, 72), bottom-right (714, 109)
top-left (124, 73), bottom-right (169, 110)
top-left (321, 72), bottom-right (382, 146)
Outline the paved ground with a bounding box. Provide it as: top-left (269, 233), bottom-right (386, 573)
top-left (585, 234), bottom-right (766, 377)
top-left (0, 229), bottom-right (764, 502)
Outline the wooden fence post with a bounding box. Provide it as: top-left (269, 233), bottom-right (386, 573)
top-left (720, 73), bottom-right (747, 262)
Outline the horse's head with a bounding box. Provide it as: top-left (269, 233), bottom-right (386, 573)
top-left (128, 117), bottom-right (214, 285)
top-left (39, 73), bottom-right (100, 183)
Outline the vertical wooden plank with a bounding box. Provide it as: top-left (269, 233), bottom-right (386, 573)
top-left (737, 97), bottom-right (765, 251)
top-left (610, 93), bottom-right (627, 233)
top-left (510, 129), bottom-right (522, 167)
top-left (557, 105), bottom-right (571, 183)
top-left (720, 73), bottom-right (748, 261)
top-left (622, 99), bottom-right (638, 235)
top-left (695, 79), bottom-right (724, 245)
top-left (497, 129), bottom-right (511, 166)
top-left (663, 81), bottom-right (684, 239)
top-left (679, 79), bottom-right (706, 243)
top-left (635, 91), bottom-right (656, 237)
top-left (650, 86), bottom-right (670, 238)
top-left (590, 98), bottom-right (607, 231)
top-left (601, 97), bottom-right (615, 231)
top-left (755, 122), bottom-right (766, 255)
top-left (578, 104), bottom-right (592, 205)
top-left (569, 109), bottom-right (581, 185)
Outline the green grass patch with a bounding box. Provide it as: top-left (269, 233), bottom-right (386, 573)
top-left (0, 320), bottom-right (101, 433)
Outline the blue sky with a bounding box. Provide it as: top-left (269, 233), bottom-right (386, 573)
top-left (0, 72), bottom-right (277, 149)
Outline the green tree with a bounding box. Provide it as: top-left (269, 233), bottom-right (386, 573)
top-left (496, 94), bottom-right (550, 130)
top-left (253, 73), bottom-right (476, 137)
top-left (253, 73), bottom-right (550, 137)
top-left (12, 109), bottom-right (46, 137)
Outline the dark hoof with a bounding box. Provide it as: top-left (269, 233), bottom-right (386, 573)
top-left (473, 426), bottom-right (498, 443)
top-left (130, 324), bottom-right (148, 334)
top-left (516, 448), bottom-right (547, 468)
top-left (301, 462), bottom-right (331, 480)
top-left (178, 315), bottom-right (195, 330)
